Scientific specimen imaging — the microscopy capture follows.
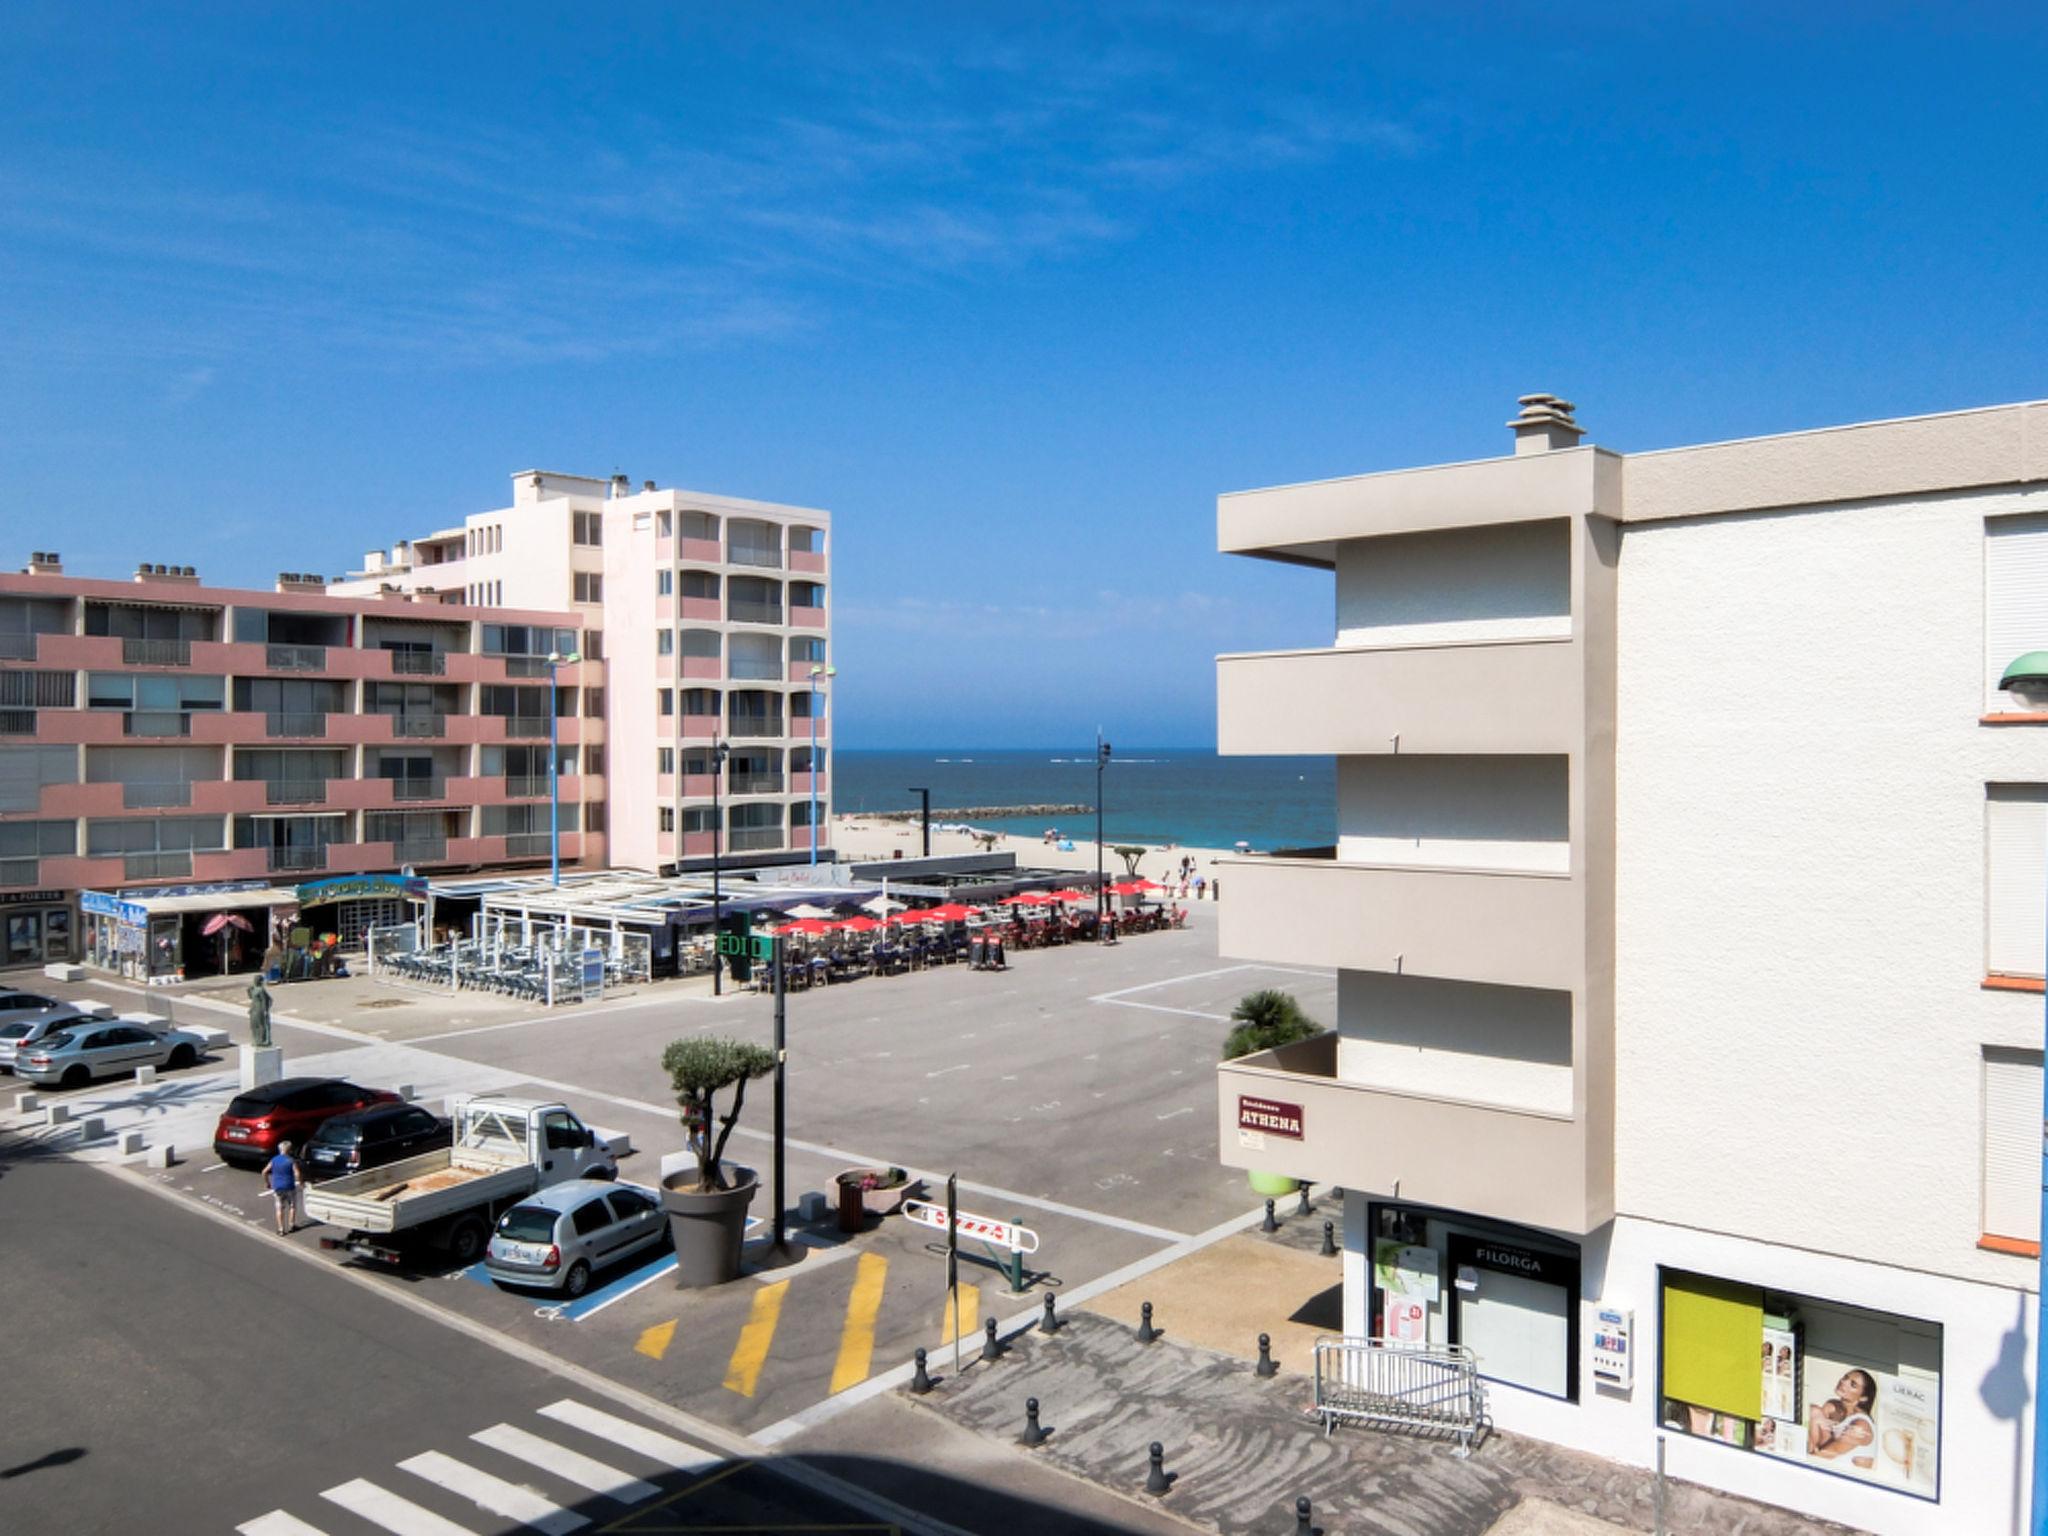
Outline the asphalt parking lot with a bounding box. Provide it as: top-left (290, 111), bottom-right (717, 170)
top-left (2, 905), bottom-right (1337, 1443)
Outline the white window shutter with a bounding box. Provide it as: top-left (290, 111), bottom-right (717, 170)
top-left (1987, 789), bottom-right (2048, 978)
top-left (1986, 514), bottom-right (2048, 708)
top-left (1983, 1047), bottom-right (2044, 1242)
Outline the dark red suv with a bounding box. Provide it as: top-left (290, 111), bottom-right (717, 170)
top-left (213, 1077), bottom-right (401, 1168)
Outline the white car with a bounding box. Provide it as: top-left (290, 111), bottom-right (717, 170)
top-left (14, 1020), bottom-right (210, 1090)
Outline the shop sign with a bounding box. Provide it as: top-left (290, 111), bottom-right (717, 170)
top-left (1459, 1235), bottom-right (1573, 1287)
top-left (80, 890), bottom-right (148, 925)
top-left (0, 889), bottom-right (63, 906)
top-left (297, 874), bottom-right (428, 904)
top-left (1237, 1094), bottom-right (1304, 1141)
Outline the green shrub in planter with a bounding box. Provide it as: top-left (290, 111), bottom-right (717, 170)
top-left (1222, 989), bottom-right (1320, 1061)
top-left (662, 1035), bottom-right (776, 1192)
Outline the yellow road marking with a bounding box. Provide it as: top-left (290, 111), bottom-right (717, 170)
top-left (829, 1253), bottom-right (889, 1394)
top-left (722, 1280), bottom-right (788, 1397)
top-left (635, 1318), bottom-right (677, 1361)
top-left (938, 1282), bottom-right (980, 1344)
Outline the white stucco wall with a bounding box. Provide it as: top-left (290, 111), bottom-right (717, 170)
top-left (1337, 970), bottom-right (1574, 1113)
top-left (601, 503), bottom-right (660, 873)
top-left (1334, 518), bottom-right (1571, 647)
top-left (1614, 483), bottom-right (2048, 1290)
top-left (1337, 754), bottom-right (1570, 870)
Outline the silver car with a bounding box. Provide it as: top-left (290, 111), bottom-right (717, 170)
top-left (14, 1020), bottom-right (211, 1090)
top-left (0, 1003), bottom-right (115, 1073)
top-left (484, 1179), bottom-right (668, 1298)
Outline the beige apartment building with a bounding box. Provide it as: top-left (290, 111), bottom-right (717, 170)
top-left (1214, 395), bottom-right (2048, 1535)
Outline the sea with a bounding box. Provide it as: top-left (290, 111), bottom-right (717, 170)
top-left (833, 748), bottom-right (1333, 852)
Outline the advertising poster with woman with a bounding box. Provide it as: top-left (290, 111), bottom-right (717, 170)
top-left (1757, 1349), bottom-right (1939, 1495)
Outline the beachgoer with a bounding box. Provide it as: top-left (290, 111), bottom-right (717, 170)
top-left (265, 1140), bottom-right (302, 1235)
top-left (1194, 875), bottom-right (1206, 900)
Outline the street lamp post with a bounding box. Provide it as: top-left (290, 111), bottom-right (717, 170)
top-left (908, 786), bottom-right (931, 857)
top-left (711, 737), bottom-right (729, 997)
top-left (1095, 732), bottom-right (1112, 937)
top-left (545, 649), bottom-right (582, 886)
top-left (807, 664), bottom-right (836, 866)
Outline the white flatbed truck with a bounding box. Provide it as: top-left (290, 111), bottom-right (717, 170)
top-left (306, 1096), bottom-right (615, 1266)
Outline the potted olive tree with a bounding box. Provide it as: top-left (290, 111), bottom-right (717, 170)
top-left (660, 1035), bottom-right (776, 1287)
top-left (1223, 989), bottom-right (1322, 1197)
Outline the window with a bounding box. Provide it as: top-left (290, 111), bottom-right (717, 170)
top-left (1983, 1047), bottom-right (2042, 1247)
top-left (657, 570), bottom-right (673, 597)
top-left (583, 801), bottom-right (606, 834)
top-left (582, 630), bottom-right (602, 660)
top-left (607, 1188), bottom-right (654, 1220)
top-left (790, 636), bottom-right (826, 664)
top-left (571, 1199), bottom-right (611, 1237)
top-left (545, 1110), bottom-right (588, 1151)
top-left (1987, 513), bottom-right (2048, 710)
top-left (659, 807), bottom-right (675, 833)
top-left (683, 806), bottom-right (716, 833)
top-left (657, 747), bottom-right (674, 775)
top-left (658, 689), bottom-right (673, 717)
top-left (0, 820), bottom-right (74, 858)
top-left (574, 573), bottom-right (603, 603)
top-left (1987, 786), bottom-right (2046, 979)
top-left (585, 745), bottom-right (603, 776)
top-left (656, 629), bottom-right (673, 656)
top-left (583, 688), bottom-right (604, 719)
top-left (573, 510), bottom-right (603, 546)
top-left (0, 670), bottom-right (76, 708)
top-left (656, 510), bottom-right (672, 538)
top-left (0, 746), bottom-right (76, 811)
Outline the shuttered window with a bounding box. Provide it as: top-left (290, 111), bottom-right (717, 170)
top-left (1987, 513), bottom-right (2048, 708)
top-left (1983, 1047), bottom-right (2043, 1243)
top-left (1988, 787), bottom-right (2047, 978)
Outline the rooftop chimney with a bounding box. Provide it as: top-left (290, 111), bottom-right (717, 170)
top-left (275, 572), bottom-right (328, 593)
top-left (610, 474), bottom-right (630, 498)
top-left (23, 551), bottom-right (62, 575)
top-left (1509, 393), bottom-right (1583, 455)
top-left (642, 479), bottom-right (656, 493)
top-left (134, 562), bottom-right (200, 585)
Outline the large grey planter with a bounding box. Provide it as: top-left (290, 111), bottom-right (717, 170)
top-left (661, 1164), bottom-right (758, 1287)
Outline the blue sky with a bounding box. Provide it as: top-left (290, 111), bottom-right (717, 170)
top-left (3, 4), bottom-right (2043, 747)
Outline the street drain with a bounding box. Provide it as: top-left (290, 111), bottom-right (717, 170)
top-left (356, 998), bottom-right (409, 1009)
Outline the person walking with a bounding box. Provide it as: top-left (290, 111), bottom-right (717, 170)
top-left (265, 1140), bottom-right (303, 1235)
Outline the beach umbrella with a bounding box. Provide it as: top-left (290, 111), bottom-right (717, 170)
top-left (861, 895), bottom-right (906, 914)
top-left (840, 915), bottom-right (884, 933)
top-left (920, 903), bottom-right (975, 923)
top-left (202, 912), bottom-right (254, 937)
top-left (784, 903), bottom-right (836, 920)
top-left (772, 918), bottom-right (835, 937)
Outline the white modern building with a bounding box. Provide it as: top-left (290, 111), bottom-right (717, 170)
top-left (1214, 395), bottom-right (2048, 1535)
top-left (335, 470), bottom-right (833, 875)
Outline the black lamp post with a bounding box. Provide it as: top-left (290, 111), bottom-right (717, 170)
top-left (1095, 733), bottom-right (1112, 937)
top-left (908, 785), bottom-right (931, 857)
top-left (711, 737), bottom-right (729, 996)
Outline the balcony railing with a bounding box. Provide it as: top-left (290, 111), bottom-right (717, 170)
top-left (124, 850), bottom-right (195, 880)
top-left (502, 716), bottom-right (552, 738)
top-left (124, 781), bottom-right (194, 809)
top-left (125, 710), bottom-right (191, 737)
top-left (728, 773), bottom-right (785, 794)
top-left (123, 637), bottom-right (191, 666)
top-left (0, 709), bottom-right (34, 734)
top-left (727, 715), bottom-right (784, 739)
top-left (265, 778), bottom-right (328, 805)
top-left (266, 712), bottom-right (327, 738)
top-left (727, 545), bottom-right (782, 569)
top-left (504, 775), bottom-right (549, 798)
top-left (387, 650), bottom-right (448, 675)
top-left (726, 660), bottom-right (783, 681)
top-left (727, 601), bottom-right (783, 625)
top-left (0, 634), bottom-right (37, 660)
top-left (266, 845), bottom-right (328, 873)
top-left (387, 713), bottom-right (447, 738)
top-left (267, 644), bottom-right (327, 671)
top-left (501, 656), bottom-right (551, 678)
top-left (0, 857), bottom-right (40, 886)
top-left (728, 827), bottom-right (783, 852)
top-left (392, 835), bottom-right (448, 864)
top-left (505, 832), bottom-right (552, 858)
top-left (391, 778), bottom-right (447, 802)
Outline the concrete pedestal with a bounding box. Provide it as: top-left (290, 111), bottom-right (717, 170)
top-left (240, 1045), bottom-right (284, 1091)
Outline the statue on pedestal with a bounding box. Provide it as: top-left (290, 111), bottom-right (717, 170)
top-left (247, 974), bottom-right (273, 1050)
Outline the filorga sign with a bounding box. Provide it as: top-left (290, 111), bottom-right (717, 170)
top-left (1237, 1094), bottom-right (1305, 1140)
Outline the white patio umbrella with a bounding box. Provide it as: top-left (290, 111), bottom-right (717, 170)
top-left (862, 895), bottom-right (907, 914)
top-left (785, 903), bottom-right (836, 919)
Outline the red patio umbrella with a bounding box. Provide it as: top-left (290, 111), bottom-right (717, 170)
top-left (1051, 889), bottom-right (1093, 904)
top-left (839, 915), bottom-right (884, 933)
top-left (1002, 891), bottom-right (1055, 905)
top-left (772, 918), bottom-right (836, 937)
top-left (202, 912), bottom-right (254, 937)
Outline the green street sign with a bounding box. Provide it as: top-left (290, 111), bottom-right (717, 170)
top-left (716, 933), bottom-right (775, 960)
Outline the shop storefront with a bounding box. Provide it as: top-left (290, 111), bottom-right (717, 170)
top-left (82, 884), bottom-right (300, 981)
top-left (2, 888), bottom-right (74, 966)
top-left (1367, 1202), bottom-right (1583, 1402)
top-left (295, 874), bottom-right (427, 951)
top-left (1658, 1268), bottom-right (1941, 1501)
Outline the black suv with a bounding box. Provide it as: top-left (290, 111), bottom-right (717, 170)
top-left (302, 1102), bottom-right (452, 1180)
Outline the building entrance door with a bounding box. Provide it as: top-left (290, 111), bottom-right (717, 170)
top-left (1459, 1268), bottom-right (1570, 1397)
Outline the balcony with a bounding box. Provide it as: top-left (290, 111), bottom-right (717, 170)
top-left (505, 832), bottom-right (552, 859)
top-left (1217, 1031), bottom-right (1605, 1234)
top-left (0, 634), bottom-right (37, 660)
top-left (728, 773), bottom-right (784, 795)
top-left (391, 777), bottom-right (448, 803)
top-left (678, 537), bottom-right (723, 564)
top-left (1216, 637), bottom-right (1579, 758)
top-left (265, 712), bottom-right (328, 739)
top-left (1218, 855), bottom-right (1580, 992)
top-left (385, 713), bottom-right (447, 739)
top-left (727, 715), bottom-right (784, 740)
top-left (267, 643), bottom-right (328, 672)
top-left (124, 850), bottom-right (195, 880)
top-left (501, 716), bottom-right (552, 739)
top-left (789, 603), bottom-right (826, 630)
top-left (727, 601), bottom-right (783, 626)
top-left (503, 775), bottom-right (549, 798)
top-left (789, 548), bottom-right (826, 575)
top-left (0, 857), bottom-right (40, 886)
top-left (122, 637), bottom-right (191, 666)
top-left (124, 781), bottom-right (195, 809)
top-left (728, 827), bottom-right (783, 852)
top-left (727, 545), bottom-right (782, 570)
top-left (266, 845), bottom-right (328, 873)
top-left (265, 778), bottom-right (329, 806)
top-left (124, 710), bottom-right (192, 738)
top-left (1, 708), bottom-right (36, 734)
top-left (727, 659), bottom-right (783, 682)
top-left (388, 651), bottom-right (448, 676)
top-left (391, 835), bottom-right (449, 865)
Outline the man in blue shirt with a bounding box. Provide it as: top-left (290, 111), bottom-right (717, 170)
top-left (265, 1140), bottom-right (301, 1236)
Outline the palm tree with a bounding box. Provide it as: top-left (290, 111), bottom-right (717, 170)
top-left (1222, 989), bottom-right (1321, 1060)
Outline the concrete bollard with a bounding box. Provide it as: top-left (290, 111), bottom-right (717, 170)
top-left (797, 1190), bottom-right (829, 1223)
top-left (80, 1116), bottom-right (105, 1140)
top-left (910, 1347), bottom-right (933, 1394)
top-left (44, 1103), bottom-right (70, 1127)
top-left (1256, 1332), bottom-right (1278, 1378)
top-left (396, 1083), bottom-right (415, 1101)
top-left (1137, 1301), bottom-right (1158, 1344)
top-left (1321, 1219), bottom-right (1338, 1258)
top-left (1145, 1441), bottom-right (1171, 1496)
top-left (1296, 1495), bottom-right (1314, 1535)
top-left (981, 1317), bottom-right (1001, 1363)
top-left (135, 1065), bottom-right (157, 1085)
top-left (1040, 1293), bottom-right (1059, 1334)
top-left (15, 1091), bottom-right (39, 1113)
top-left (119, 1131), bottom-right (145, 1155)
top-left (1261, 1198), bottom-right (1279, 1234)
top-left (147, 1143), bottom-right (176, 1168)
top-left (1021, 1396), bottom-right (1049, 1448)
top-left (1296, 1185), bottom-right (1313, 1217)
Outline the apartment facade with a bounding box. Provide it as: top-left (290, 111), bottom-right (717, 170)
top-left (335, 471), bottom-right (833, 874)
top-left (1214, 396), bottom-right (2048, 1535)
top-left (0, 558), bottom-right (602, 971)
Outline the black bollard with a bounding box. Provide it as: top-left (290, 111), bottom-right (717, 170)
top-left (1145, 1441), bottom-right (1171, 1496)
top-left (910, 1346), bottom-right (933, 1394)
top-left (1136, 1300), bottom-right (1158, 1344)
top-left (1261, 1197), bottom-right (1279, 1234)
top-left (982, 1316), bottom-right (1001, 1363)
top-left (1320, 1219), bottom-right (1337, 1258)
top-left (1022, 1396), bottom-right (1049, 1448)
top-left (1330, 1186), bottom-right (1344, 1200)
top-left (1296, 1185), bottom-right (1313, 1217)
top-left (1295, 1495), bottom-right (1313, 1535)
top-left (1040, 1292), bottom-right (1059, 1334)
top-left (1255, 1332), bottom-right (1278, 1378)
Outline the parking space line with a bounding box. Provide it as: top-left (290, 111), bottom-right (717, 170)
top-left (828, 1254), bottom-right (888, 1393)
top-left (398, 1450), bottom-right (586, 1534)
top-left (937, 1283), bottom-right (980, 1345)
top-left (570, 1255), bottom-right (678, 1321)
top-left (723, 1280), bottom-right (789, 1397)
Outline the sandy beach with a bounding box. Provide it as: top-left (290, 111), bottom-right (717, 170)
top-left (830, 813), bottom-right (1240, 896)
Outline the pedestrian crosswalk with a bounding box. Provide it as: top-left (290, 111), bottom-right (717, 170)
top-left (235, 1398), bottom-right (721, 1535)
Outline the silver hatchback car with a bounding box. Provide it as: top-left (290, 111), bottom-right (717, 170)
top-left (0, 1001), bottom-right (113, 1073)
top-left (484, 1179), bottom-right (668, 1298)
top-left (14, 1020), bottom-right (211, 1090)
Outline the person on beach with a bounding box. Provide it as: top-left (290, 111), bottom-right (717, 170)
top-left (1193, 874), bottom-right (1206, 900)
